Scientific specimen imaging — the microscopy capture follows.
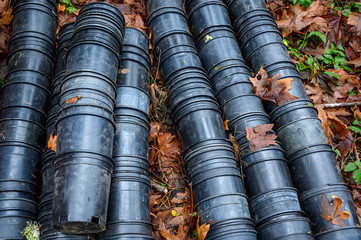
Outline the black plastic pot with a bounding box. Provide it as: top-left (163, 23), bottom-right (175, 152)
top-left (241, 146), bottom-right (293, 197)
top-left (206, 218), bottom-right (257, 240)
top-left (153, 32), bottom-right (195, 59)
top-left (115, 86), bottom-right (150, 114)
top-left (257, 212), bottom-right (313, 240)
top-left (53, 155), bottom-right (112, 234)
top-left (11, 1), bottom-right (57, 43)
top-left (276, 118), bottom-right (328, 157)
top-left (186, 0), bottom-right (231, 39)
top-left (65, 42), bottom-right (120, 81)
top-left (56, 22), bottom-right (75, 74)
top-left (288, 144), bottom-right (344, 193)
top-left (299, 184), bottom-right (361, 234)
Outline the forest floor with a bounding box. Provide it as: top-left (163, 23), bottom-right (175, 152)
top-left (0, 0), bottom-right (361, 239)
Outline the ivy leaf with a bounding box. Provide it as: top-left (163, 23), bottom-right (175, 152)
top-left (355, 161), bottom-right (361, 168)
top-left (319, 193), bottom-right (350, 227)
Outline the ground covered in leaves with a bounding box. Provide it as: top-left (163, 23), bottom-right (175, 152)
top-left (0, 0), bottom-right (361, 239)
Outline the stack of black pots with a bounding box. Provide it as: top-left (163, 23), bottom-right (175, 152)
top-left (185, 0), bottom-right (313, 239)
top-left (53, 2), bottom-right (125, 234)
top-left (224, 0), bottom-right (361, 239)
top-left (0, 0), bottom-right (57, 238)
top-left (39, 22), bottom-right (94, 240)
top-left (100, 27), bottom-right (154, 240)
top-left (147, 0), bottom-right (257, 238)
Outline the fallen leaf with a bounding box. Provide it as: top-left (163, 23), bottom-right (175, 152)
top-left (0, 8), bottom-right (13, 26)
top-left (66, 95), bottom-right (82, 104)
top-left (158, 132), bottom-right (181, 159)
top-left (333, 132), bottom-right (354, 158)
top-left (246, 124), bottom-right (277, 151)
top-left (48, 132), bottom-right (57, 152)
top-left (347, 12), bottom-right (361, 37)
top-left (120, 68), bottom-right (130, 74)
top-left (223, 119), bottom-right (229, 131)
top-left (319, 193), bottom-right (350, 227)
top-left (250, 67), bottom-right (298, 105)
top-left (197, 217), bottom-right (212, 240)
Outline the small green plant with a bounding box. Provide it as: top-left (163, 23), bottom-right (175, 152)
top-left (59, 0), bottom-right (77, 14)
top-left (292, 0), bottom-right (313, 8)
top-left (331, 1), bottom-right (361, 15)
top-left (344, 160), bottom-right (361, 186)
top-left (21, 221), bottom-right (42, 240)
top-left (344, 118), bottom-right (361, 185)
top-left (318, 42), bottom-right (351, 71)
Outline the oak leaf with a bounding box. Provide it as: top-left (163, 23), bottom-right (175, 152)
top-left (197, 217), bottom-right (212, 240)
top-left (47, 132), bottom-right (57, 152)
top-left (250, 67), bottom-right (298, 105)
top-left (246, 124), bottom-right (277, 151)
top-left (319, 193), bottom-right (350, 227)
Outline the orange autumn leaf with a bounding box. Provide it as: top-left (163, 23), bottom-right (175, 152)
top-left (48, 132), bottom-right (57, 152)
top-left (223, 119), bottom-right (229, 131)
top-left (246, 124), bottom-right (277, 151)
top-left (319, 193), bottom-right (350, 227)
top-left (197, 217), bottom-right (212, 240)
top-left (250, 67), bottom-right (298, 105)
top-left (66, 95), bottom-right (82, 104)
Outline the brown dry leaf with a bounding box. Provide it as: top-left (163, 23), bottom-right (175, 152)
top-left (347, 12), bottom-right (361, 36)
top-left (196, 217), bottom-right (212, 240)
top-left (66, 95), bottom-right (82, 104)
top-left (48, 132), bottom-right (57, 152)
top-left (276, 1), bottom-right (330, 37)
top-left (150, 122), bottom-right (160, 142)
top-left (0, 0), bottom-right (9, 14)
top-left (319, 193), bottom-right (350, 227)
top-left (157, 132), bottom-right (182, 159)
top-left (347, 57), bottom-right (361, 68)
top-left (0, 28), bottom-right (10, 54)
top-left (250, 67), bottom-right (298, 105)
top-left (223, 119), bottom-right (229, 131)
top-left (0, 8), bottom-right (13, 26)
top-left (246, 124), bottom-right (277, 151)
top-left (315, 105), bottom-right (349, 144)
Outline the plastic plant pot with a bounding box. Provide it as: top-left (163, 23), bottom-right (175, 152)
top-left (153, 33), bottom-right (194, 60)
top-left (11, 3), bottom-right (57, 43)
top-left (186, 0), bottom-right (231, 39)
top-left (257, 213), bottom-right (313, 240)
top-left (0, 215), bottom-right (37, 240)
top-left (7, 49), bottom-right (55, 79)
top-left (195, 193), bottom-right (251, 223)
top-left (113, 122), bottom-right (150, 159)
top-left (314, 226), bottom-right (361, 240)
top-left (299, 183), bottom-right (360, 234)
top-left (53, 158), bottom-right (112, 234)
top-left (249, 188), bottom-right (303, 224)
top-left (146, 0), bottom-right (183, 16)
top-left (65, 42), bottom-right (120, 81)
top-left (276, 118), bottom-right (328, 157)
top-left (242, 157), bottom-right (294, 198)
top-left (198, 36), bottom-right (245, 74)
top-left (288, 144), bottom-right (344, 193)
top-left (9, 36), bottom-right (55, 58)
top-left (56, 105), bottom-right (115, 158)
top-left (78, 1), bottom-right (125, 26)
top-left (196, 27), bottom-right (236, 51)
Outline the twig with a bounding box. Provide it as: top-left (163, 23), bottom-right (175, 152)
top-left (322, 102), bottom-right (361, 109)
top-left (151, 180), bottom-right (168, 194)
top-left (354, 145), bottom-right (360, 163)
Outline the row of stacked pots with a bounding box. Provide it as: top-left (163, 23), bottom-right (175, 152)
top-left (185, 0), bottom-right (313, 239)
top-left (147, 0), bottom-right (259, 238)
top-left (0, 0), bottom-right (57, 238)
top-left (99, 27), bottom-right (154, 240)
top-left (223, 0), bottom-right (361, 239)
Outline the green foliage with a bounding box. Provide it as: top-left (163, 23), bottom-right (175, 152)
top-left (59, 0), bottom-right (77, 14)
top-left (318, 42), bottom-right (351, 71)
top-left (331, 1), bottom-right (361, 15)
top-left (331, 145), bottom-right (342, 159)
top-left (343, 118), bottom-right (361, 185)
top-left (21, 221), bottom-right (42, 240)
top-left (292, 0), bottom-right (313, 8)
